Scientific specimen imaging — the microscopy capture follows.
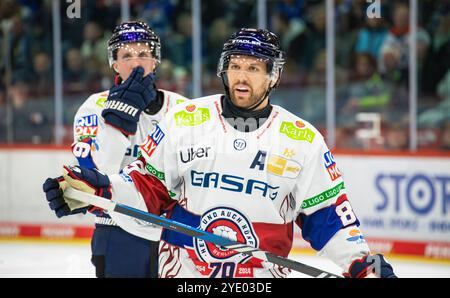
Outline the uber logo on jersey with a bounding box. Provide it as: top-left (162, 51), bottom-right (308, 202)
top-left (233, 139), bottom-right (246, 151)
top-left (180, 146), bottom-right (212, 163)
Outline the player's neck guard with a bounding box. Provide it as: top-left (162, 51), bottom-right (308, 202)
top-left (221, 95), bottom-right (273, 133)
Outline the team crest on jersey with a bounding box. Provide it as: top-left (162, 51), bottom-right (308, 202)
top-left (194, 207), bottom-right (258, 264)
top-left (74, 114), bottom-right (99, 137)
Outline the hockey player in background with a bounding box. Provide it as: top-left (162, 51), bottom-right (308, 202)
top-left (44, 28), bottom-right (396, 278)
top-left (43, 21), bottom-right (189, 278)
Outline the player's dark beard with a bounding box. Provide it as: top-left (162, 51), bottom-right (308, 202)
top-left (230, 85), bottom-right (266, 110)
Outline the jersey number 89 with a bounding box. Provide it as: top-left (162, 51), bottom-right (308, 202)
top-left (335, 201), bottom-right (357, 226)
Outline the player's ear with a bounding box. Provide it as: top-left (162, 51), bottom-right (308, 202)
top-left (269, 72), bottom-right (280, 88)
top-left (112, 62), bottom-right (119, 73)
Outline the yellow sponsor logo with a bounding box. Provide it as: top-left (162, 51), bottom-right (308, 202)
top-left (96, 97), bottom-right (107, 108)
top-left (267, 155), bottom-right (301, 179)
top-left (282, 148), bottom-right (296, 158)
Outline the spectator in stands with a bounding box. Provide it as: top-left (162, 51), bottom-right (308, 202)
top-left (419, 68), bottom-right (450, 127)
top-left (296, 3), bottom-right (326, 71)
top-left (8, 79), bottom-right (51, 143)
top-left (379, 2), bottom-right (431, 76)
top-left (306, 49), bottom-right (327, 86)
top-left (83, 55), bottom-right (104, 93)
top-left (275, 0), bottom-right (305, 21)
top-left (31, 51), bottom-right (53, 98)
top-left (80, 21), bottom-right (109, 66)
top-left (335, 124), bottom-right (362, 149)
top-left (4, 14), bottom-right (33, 83)
top-left (155, 59), bottom-right (189, 95)
top-left (139, 0), bottom-right (174, 40)
top-left (421, 11), bottom-right (450, 95)
top-left (63, 48), bottom-right (87, 95)
top-left (206, 18), bottom-right (234, 72)
top-left (341, 52), bottom-right (391, 114)
top-left (270, 12), bottom-right (306, 68)
top-left (164, 12), bottom-right (192, 70)
top-left (379, 43), bottom-right (407, 87)
top-left (383, 121), bottom-right (409, 151)
top-left (355, 17), bottom-right (388, 60)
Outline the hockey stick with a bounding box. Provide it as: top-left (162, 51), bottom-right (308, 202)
top-left (65, 187), bottom-right (342, 278)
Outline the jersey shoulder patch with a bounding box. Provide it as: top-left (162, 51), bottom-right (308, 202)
top-left (167, 95), bottom-right (220, 128)
top-left (273, 105), bottom-right (322, 145)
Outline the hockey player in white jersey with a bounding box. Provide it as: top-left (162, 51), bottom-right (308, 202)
top-left (44, 28), bottom-right (396, 278)
top-left (43, 21), bottom-right (188, 278)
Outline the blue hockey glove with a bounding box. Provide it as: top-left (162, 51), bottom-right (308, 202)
top-left (43, 165), bottom-right (112, 218)
top-left (43, 176), bottom-right (88, 218)
top-left (61, 165), bottom-right (112, 200)
top-left (344, 254), bottom-right (397, 278)
top-left (102, 66), bottom-right (157, 135)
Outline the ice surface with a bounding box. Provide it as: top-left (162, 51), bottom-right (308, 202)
top-left (0, 241), bottom-right (449, 278)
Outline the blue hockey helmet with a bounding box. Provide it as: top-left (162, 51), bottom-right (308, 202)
top-left (107, 21), bottom-right (161, 67)
top-left (217, 28), bottom-right (286, 87)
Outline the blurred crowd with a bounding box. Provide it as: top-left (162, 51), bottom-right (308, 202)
top-left (0, 0), bottom-right (449, 150)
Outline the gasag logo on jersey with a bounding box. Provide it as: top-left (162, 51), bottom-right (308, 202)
top-left (140, 125), bottom-right (165, 158)
top-left (179, 146), bottom-right (212, 164)
top-left (324, 151), bottom-right (342, 181)
top-left (267, 155), bottom-right (301, 179)
top-left (194, 207), bottom-right (258, 263)
top-left (279, 121), bottom-right (315, 143)
top-left (74, 114), bottom-right (99, 137)
top-left (191, 170), bottom-right (279, 200)
top-left (174, 106), bottom-right (211, 127)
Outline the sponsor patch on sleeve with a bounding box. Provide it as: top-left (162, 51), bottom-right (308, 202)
top-left (140, 125), bottom-right (165, 158)
top-left (74, 114), bottom-right (99, 137)
top-left (323, 150), bottom-right (342, 181)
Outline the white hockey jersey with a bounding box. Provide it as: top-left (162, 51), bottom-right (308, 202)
top-left (106, 94), bottom-right (371, 278)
